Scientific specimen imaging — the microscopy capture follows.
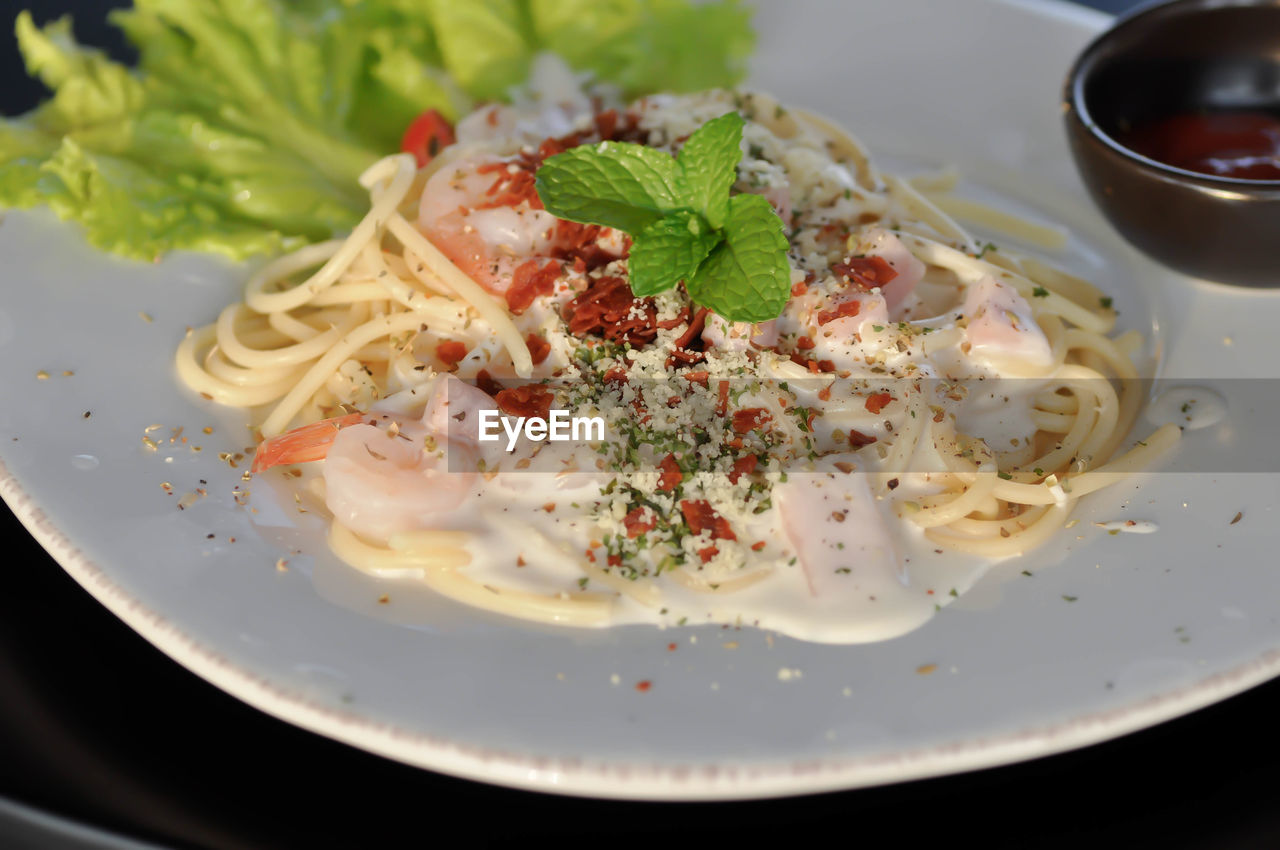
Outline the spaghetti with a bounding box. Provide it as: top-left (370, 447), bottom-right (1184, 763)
top-left (176, 78), bottom-right (1177, 643)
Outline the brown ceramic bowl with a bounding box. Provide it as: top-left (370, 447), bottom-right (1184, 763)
top-left (1064, 0), bottom-right (1280, 286)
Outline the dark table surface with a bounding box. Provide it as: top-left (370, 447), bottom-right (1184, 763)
top-left (4, 1), bottom-right (1279, 847)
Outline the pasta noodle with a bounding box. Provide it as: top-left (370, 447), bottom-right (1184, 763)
top-left (176, 79), bottom-right (1177, 643)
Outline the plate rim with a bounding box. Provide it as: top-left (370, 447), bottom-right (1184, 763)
top-left (8, 0), bottom-right (1277, 801)
top-left (7, 450), bottom-right (1280, 800)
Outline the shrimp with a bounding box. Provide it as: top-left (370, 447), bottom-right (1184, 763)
top-left (249, 377), bottom-right (494, 542)
top-left (962, 273), bottom-right (1053, 370)
top-left (417, 154), bottom-right (562, 296)
top-left (853, 228), bottom-right (926, 312)
top-left (775, 470), bottom-right (906, 623)
top-left (324, 376), bottom-right (498, 543)
top-left (416, 153), bottom-right (627, 302)
top-left (251, 412), bottom-right (365, 473)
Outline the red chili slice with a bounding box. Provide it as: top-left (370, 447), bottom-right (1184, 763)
top-left (400, 110), bottom-right (455, 168)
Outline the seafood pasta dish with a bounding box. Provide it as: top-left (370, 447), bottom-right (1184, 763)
top-left (175, 59), bottom-right (1177, 643)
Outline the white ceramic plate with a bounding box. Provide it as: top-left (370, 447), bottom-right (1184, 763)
top-left (4, 0), bottom-right (1280, 800)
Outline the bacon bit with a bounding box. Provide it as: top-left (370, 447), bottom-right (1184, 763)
top-left (552, 220), bottom-right (627, 272)
top-left (475, 160), bottom-right (542, 210)
top-left (865, 392), bottom-right (893, 414)
top-left (816, 298), bottom-right (862, 326)
top-left (623, 507), bottom-right (656, 538)
top-left (732, 407), bottom-right (771, 434)
top-left (791, 279), bottom-right (809, 297)
top-left (607, 553), bottom-right (623, 567)
top-left (818, 385), bottom-right (832, 401)
top-left (495, 385), bottom-right (554, 420)
top-left (666, 308), bottom-right (708, 368)
top-left (728, 454), bottom-right (758, 484)
top-left (565, 275), bottom-right (680, 346)
top-left (667, 642), bottom-right (678, 651)
top-left (680, 499), bottom-right (736, 541)
top-left (796, 335), bottom-right (816, 350)
top-left (833, 255), bottom-right (899, 290)
top-left (716, 380), bottom-right (730, 417)
top-left (672, 308), bottom-right (708, 350)
top-left (525, 333), bottom-right (551, 365)
top-left (847, 429), bottom-right (877, 448)
top-left (436, 340), bottom-right (468, 369)
top-left (603, 366), bottom-right (629, 387)
top-left (585, 549), bottom-right (597, 563)
top-left (505, 258), bottom-right (561, 314)
top-left (473, 369), bottom-right (503, 397)
top-left (657, 454), bottom-right (683, 491)
top-left (486, 107), bottom-right (499, 127)
top-left (635, 679), bottom-right (652, 692)
top-left (683, 370), bottom-right (709, 386)
top-left (516, 555), bottom-right (526, 567)
top-left (697, 546), bottom-right (720, 563)
top-left (751, 541), bottom-right (767, 552)
top-left (818, 359), bottom-right (836, 373)
top-left (542, 502), bottom-right (556, 513)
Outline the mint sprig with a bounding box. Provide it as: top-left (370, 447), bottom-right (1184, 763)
top-left (535, 111), bottom-right (791, 323)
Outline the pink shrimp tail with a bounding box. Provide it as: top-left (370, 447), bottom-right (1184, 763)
top-left (251, 413), bottom-right (367, 473)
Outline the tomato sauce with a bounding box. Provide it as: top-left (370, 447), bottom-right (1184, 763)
top-left (1118, 111), bottom-right (1280, 180)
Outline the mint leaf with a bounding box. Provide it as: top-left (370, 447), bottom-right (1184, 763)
top-left (628, 211), bottom-right (719, 297)
top-left (685, 193), bottom-right (789, 322)
top-left (536, 142), bottom-right (685, 234)
top-left (677, 111), bottom-right (743, 229)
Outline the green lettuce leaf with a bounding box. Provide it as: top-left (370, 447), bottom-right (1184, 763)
top-left (1, 1), bottom-right (756, 264)
top-left (529, 0), bottom-right (753, 95)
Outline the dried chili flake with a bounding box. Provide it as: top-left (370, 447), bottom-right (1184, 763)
top-left (436, 340), bottom-right (468, 369)
top-left (832, 255), bottom-right (898, 290)
top-left (816, 298), bottom-right (862, 326)
top-left (865, 392), bottom-right (893, 414)
top-left (657, 454), bottom-right (683, 491)
top-left (681, 499), bottom-right (736, 541)
top-left (732, 407), bottom-right (772, 434)
top-left (525, 333), bottom-right (551, 366)
top-left (847, 429), bottom-right (877, 448)
top-left (728, 454), bottom-right (758, 484)
top-left (495, 385), bottom-right (555, 420)
top-left (623, 507), bottom-right (656, 538)
top-left (505, 258), bottom-right (561, 315)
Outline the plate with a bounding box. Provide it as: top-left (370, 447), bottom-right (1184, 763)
top-left (4, 0), bottom-right (1280, 800)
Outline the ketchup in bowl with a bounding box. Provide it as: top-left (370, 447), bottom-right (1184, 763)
top-left (1118, 111), bottom-right (1280, 181)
